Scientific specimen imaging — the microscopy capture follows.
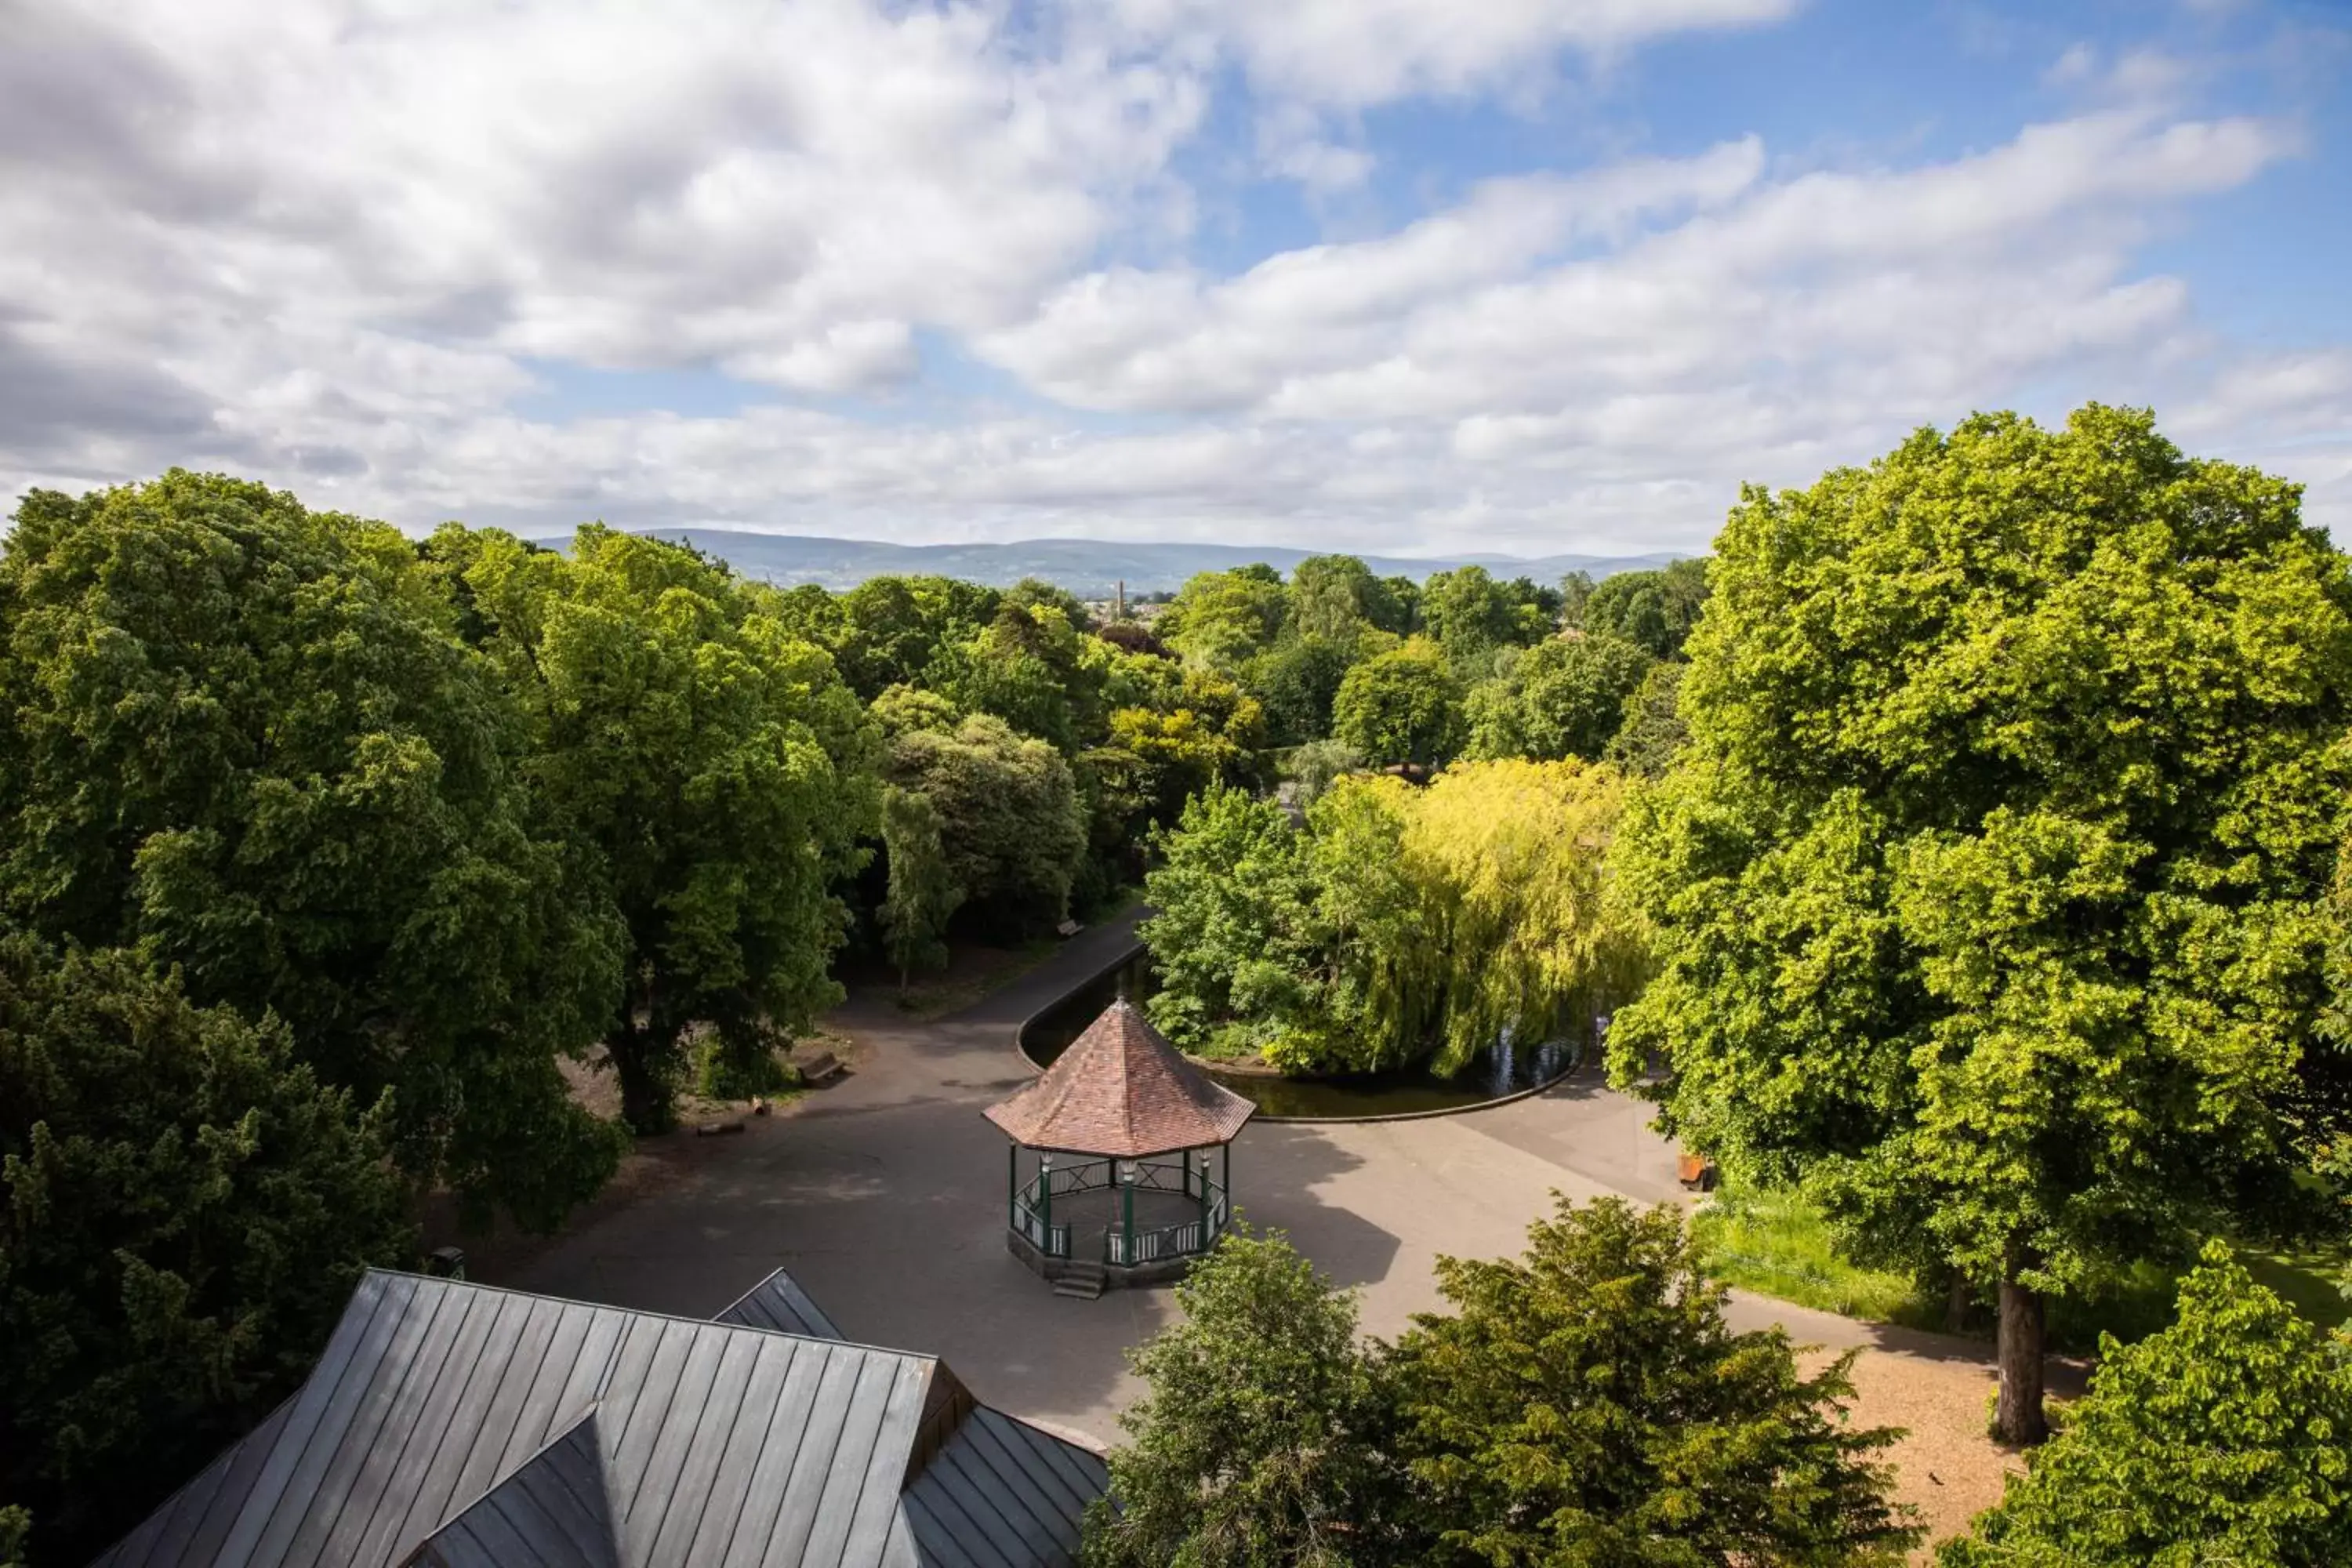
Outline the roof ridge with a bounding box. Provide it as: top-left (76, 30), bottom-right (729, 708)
top-left (357, 1269), bottom-right (940, 1366)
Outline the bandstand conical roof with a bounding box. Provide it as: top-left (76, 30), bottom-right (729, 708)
top-left (988, 997), bottom-right (1254, 1158)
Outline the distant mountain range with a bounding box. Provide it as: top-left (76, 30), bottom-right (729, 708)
top-left (544, 528), bottom-right (1684, 597)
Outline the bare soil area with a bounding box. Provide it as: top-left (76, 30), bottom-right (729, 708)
top-left (1821, 1348), bottom-right (2057, 1559)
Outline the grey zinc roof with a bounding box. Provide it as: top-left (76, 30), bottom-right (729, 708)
top-left (401, 1409), bottom-right (619, 1568)
top-left (715, 1269), bottom-right (843, 1340)
top-left (90, 1269), bottom-right (1008, 1568)
top-left (894, 1410), bottom-right (1109, 1568)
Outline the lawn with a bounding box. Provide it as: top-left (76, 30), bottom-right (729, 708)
top-left (1691, 1181), bottom-right (2350, 1347)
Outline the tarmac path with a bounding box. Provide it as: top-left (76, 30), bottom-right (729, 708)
top-left (503, 910), bottom-right (2044, 1545)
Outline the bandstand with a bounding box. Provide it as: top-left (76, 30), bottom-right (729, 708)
top-left (985, 997), bottom-right (1254, 1294)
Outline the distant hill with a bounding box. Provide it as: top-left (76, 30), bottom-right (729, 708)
top-left (537, 528), bottom-right (1685, 596)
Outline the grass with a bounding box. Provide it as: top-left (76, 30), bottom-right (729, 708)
top-left (1689, 1184), bottom-right (1942, 1329)
top-left (1693, 1180), bottom-right (2352, 1349)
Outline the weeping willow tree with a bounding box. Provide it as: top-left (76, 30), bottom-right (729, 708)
top-left (1400, 759), bottom-right (1650, 1073)
top-left (1146, 760), bottom-right (1650, 1075)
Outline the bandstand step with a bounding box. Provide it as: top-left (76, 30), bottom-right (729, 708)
top-left (1053, 1263), bottom-right (1107, 1301)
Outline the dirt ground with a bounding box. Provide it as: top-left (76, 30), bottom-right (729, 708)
top-left (1824, 1348), bottom-right (2047, 1558)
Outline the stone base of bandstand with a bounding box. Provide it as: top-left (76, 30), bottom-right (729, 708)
top-left (1005, 1228), bottom-right (1200, 1290)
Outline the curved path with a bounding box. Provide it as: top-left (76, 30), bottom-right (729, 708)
top-left (506, 915), bottom-right (2040, 1542)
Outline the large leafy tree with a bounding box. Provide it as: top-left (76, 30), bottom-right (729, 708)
top-left (1288, 554), bottom-right (1406, 641)
top-left (1333, 637), bottom-right (1464, 772)
top-left (1581, 557), bottom-right (1710, 659)
top-left (451, 523), bottom-right (879, 1133)
top-left (1083, 1228), bottom-right (1390, 1568)
top-left (0, 938), bottom-right (412, 1565)
top-left (1163, 568), bottom-right (1288, 672)
top-left (1143, 762), bottom-right (1642, 1075)
top-left (1384, 1196), bottom-right (1917, 1568)
top-left (1610, 405), bottom-right (2352, 1442)
top-left (1941, 1244), bottom-right (2352, 1567)
top-left (0, 474), bottom-right (624, 1224)
top-left (1602, 660), bottom-right (1690, 779)
top-left (886, 713), bottom-right (1086, 937)
top-left (1463, 631), bottom-right (1654, 762)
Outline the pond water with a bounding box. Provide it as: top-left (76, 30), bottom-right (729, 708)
top-left (1018, 949), bottom-right (1585, 1120)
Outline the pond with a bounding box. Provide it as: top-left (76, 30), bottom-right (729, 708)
top-left (1018, 949), bottom-right (1588, 1120)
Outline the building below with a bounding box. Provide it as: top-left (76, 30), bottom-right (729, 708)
top-left (93, 1266), bottom-right (1106, 1567)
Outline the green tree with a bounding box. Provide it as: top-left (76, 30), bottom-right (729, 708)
top-left (1463, 632), bottom-right (1653, 762)
top-left (1243, 633), bottom-right (1359, 747)
top-left (1609, 406), bottom-right (2352, 1442)
top-left (2, 475), bottom-right (624, 1225)
top-left (1289, 555), bottom-right (1405, 642)
top-left (887, 714), bottom-right (1086, 937)
top-left (1083, 1227), bottom-right (1388, 1568)
top-left (1559, 568), bottom-right (1597, 627)
top-left (1941, 1244), bottom-right (2352, 1567)
top-left (1141, 786), bottom-right (1324, 1056)
top-left (1418, 565), bottom-right (1523, 671)
top-left (1332, 638), bottom-right (1464, 772)
top-left (869, 683), bottom-right (961, 739)
top-left (827, 575), bottom-right (1000, 699)
top-left (1163, 569), bottom-right (1288, 672)
top-left (1582, 557), bottom-right (1710, 659)
top-left (1602, 660), bottom-right (1689, 779)
top-left (879, 786), bottom-right (961, 988)
top-left (454, 523), bottom-right (880, 1134)
top-left (0, 939), bottom-right (412, 1564)
top-left (1385, 1196), bottom-right (1918, 1568)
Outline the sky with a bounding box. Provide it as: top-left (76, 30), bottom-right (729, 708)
top-left (2, 0), bottom-right (2347, 559)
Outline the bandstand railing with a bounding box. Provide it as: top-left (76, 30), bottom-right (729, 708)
top-left (1007, 1152), bottom-right (1230, 1269)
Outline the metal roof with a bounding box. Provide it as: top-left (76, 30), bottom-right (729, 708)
top-left (985, 998), bottom-right (1253, 1158)
top-left (402, 1410), bottom-right (619, 1568)
top-left (715, 1269), bottom-right (843, 1341)
top-left (93, 1270), bottom-right (1103, 1568)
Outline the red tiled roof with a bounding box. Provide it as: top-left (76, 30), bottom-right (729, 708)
top-left (986, 998), bottom-right (1254, 1158)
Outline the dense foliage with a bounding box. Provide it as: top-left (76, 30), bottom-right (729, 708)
top-left (1083, 1228), bottom-right (1388, 1568)
top-left (1385, 1197), bottom-right (1918, 1567)
top-left (1610, 405), bottom-right (2352, 1440)
top-left (1942, 1245), bottom-right (2352, 1566)
top-left (0, 474), bottom-right (624, 1221)
top-left (435, 522), bottom-right (878, 1133)
top-left (1142, 760), bottom-right (1646, 1073)
top-left (0, 939), bottom-right (412, 1564)
top-left (1087, 1200), bottom-right (1916, 1568)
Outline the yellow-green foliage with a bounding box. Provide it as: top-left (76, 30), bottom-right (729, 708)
top-left (1145, 760), bottom-right (1651, 1075)
top-left (1398, 759), bottom-right (1652, 1073)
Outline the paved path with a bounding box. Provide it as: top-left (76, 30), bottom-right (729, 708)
top-left (505, 913), bottom-right (2026, 1452)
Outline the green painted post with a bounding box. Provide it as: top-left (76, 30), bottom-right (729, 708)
top-left (1040, 1154), bottom-right (1052, 1249)
top-left (1122, 1163), bottom-right (1135, 1264)
top-left (1222, 1142), bottom-right (1231, 1233)
top-left (1196, 1149), bottom-right (1209, 1247)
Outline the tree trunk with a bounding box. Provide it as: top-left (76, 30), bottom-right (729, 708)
top-left (1994, 1248), bottom-right (2047, 1446)
top-left (609, 1027), bottom-right (675, 1136)
top-left (1945, 1271), bottom-right (1972, 1335)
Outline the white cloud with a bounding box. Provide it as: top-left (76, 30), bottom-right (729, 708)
top-left (0, 0), bottom-right (2343, 555)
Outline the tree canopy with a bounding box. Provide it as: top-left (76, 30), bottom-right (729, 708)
top-left (1, 474), bottom-right (624, 1223)
top-left (1083, 1228), bottom-right (1386, 1568)
top-left (1942, 1244), bottom-right (2352, 1567)
top-left (1608, 405), bottom-right (2352, 1441)
top-left (444, 521), bottom-right (879, 1133)
top-left (1385, 1196), bottom-right (1918, 1568)
top-left (1142, 760), bottom-right (1645, 1073)
top-left (1463, 631), bottom-right (1654, 763)
top-left (1333, 637), bottom-right (1464, 772)
top-left (0, 938), bottom-right (412, 1564)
